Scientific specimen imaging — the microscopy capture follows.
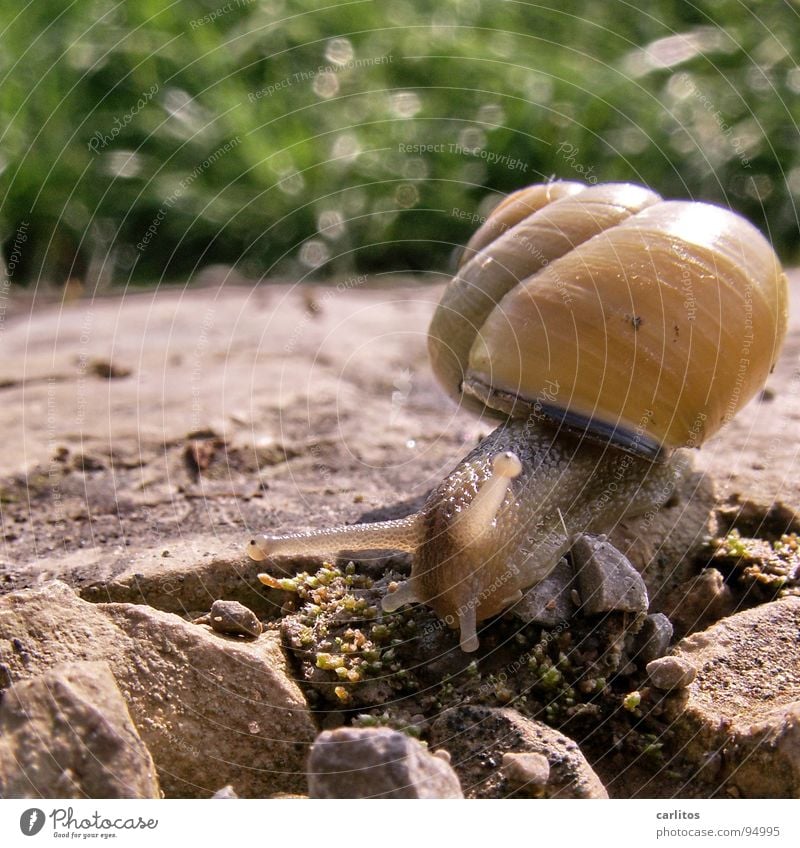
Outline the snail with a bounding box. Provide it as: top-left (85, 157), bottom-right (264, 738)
top-left (247, 181), bottom-right (788, 652)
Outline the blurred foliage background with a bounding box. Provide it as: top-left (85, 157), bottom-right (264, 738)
top-left (1, 0), bottom-right (798, 288)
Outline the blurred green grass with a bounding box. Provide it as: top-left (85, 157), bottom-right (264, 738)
top-left (1, 0), bottom-right (798, 287)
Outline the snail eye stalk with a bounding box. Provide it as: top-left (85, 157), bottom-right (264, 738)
top-left (451, 450), bottom-right (522, 548)
top-left (247, 515), bottom-right (423, 562)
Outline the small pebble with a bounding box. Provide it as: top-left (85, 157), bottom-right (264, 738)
top-left (646, 655), bottom-right (697, 690)
top-left (212, 785), bottom-right (238, 799)
top-left (207, 600), bottom-right (262, 638)
top-left (502, 752), bottom-right (551, 793)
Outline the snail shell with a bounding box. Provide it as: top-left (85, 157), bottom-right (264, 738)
top-left (429, 181), bottom-right (789, 457)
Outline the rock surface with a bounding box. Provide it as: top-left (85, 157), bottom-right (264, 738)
top-left (307, 727), bottom-right (463, 798)
top-left (668, 596), bottom-right (800, 797)
top-left (18, 534), bottom-right (282, 619)
top-left (501, 752), bottom-right (550, 796)
top-left (0, 283), bottom-right (459, 584)
top-left (0, 661), bottom-right (160, 799)
top-left (0, 581), bottom-right (315, 797)
top-left (430, 705), bottom-right (608, 798)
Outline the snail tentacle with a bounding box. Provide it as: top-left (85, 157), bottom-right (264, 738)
top-left (246, 514), bottom-right (424, 562)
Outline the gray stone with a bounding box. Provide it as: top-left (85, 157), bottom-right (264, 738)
top-left (0, 581), bottom-right (315, 798)
top-left (668, 596), bottom-right (800, 797)
top-left (0, 662), bottom-right (159, 799)
top-left (636, 613), bottom-right (674, 664)
top-left (647, 655), bottom-right (697, 690)
top-left (307, 727), bottom-right (463, 799)
top-left (572, 534), bottom-right (649, 616)
top-left (501, 752), bottom-right (550, 796)
top-left (430, 705), bottom-right (607, 799)
top-left (512, 557), bottom-right (575, 626)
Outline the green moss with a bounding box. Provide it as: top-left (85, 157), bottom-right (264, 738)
top-left (352, 711), bottom-right (423, 739)
top-left (316, 653), bottom-right (345, 670)
top-left (712, 530), bottom-right (799, 596)
top-left (623, 691), bottom-right (642, 712)
top-left (539, 667), bottom-right (562, 690)
top-left (370, 624), bottom-right (391, 641)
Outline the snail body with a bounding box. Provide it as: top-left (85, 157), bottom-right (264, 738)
top-left (382, 417), bottom-right (684, 651)
top-left (248, 181), bottom-right (788, 652)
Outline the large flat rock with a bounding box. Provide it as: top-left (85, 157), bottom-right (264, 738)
top-left (668, 596), bottom-right (800, 797)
